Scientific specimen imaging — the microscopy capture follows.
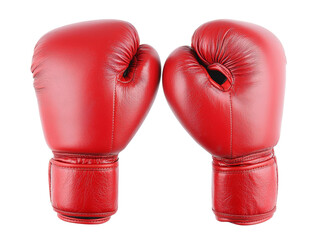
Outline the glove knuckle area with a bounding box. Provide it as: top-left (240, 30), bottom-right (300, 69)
top-left (32, 20), bottom-right (140, 89)
top-left (191, 20), bottom-right (286, 87)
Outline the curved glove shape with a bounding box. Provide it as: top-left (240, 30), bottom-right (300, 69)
top-left (163, 20), bottom-right (285, 225)
top-left (32, 20), bottom-right (161, 224)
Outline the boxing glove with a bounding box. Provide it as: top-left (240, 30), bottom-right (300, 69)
top-left (163, 20), bottom-right (285, 225)
top-left (31, 20), bottom-right (161, 224)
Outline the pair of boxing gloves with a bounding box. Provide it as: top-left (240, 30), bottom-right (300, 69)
top-left (31, 19), bottom-right (285, 225)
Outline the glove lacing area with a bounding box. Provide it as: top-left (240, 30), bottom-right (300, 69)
top-left (49, 153), bottom-right (119, 224)
top-left (212, 149), bottom-right (278, 225)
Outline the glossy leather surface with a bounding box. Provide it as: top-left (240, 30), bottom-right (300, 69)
top-left (32, 20), bottom-right (161, 224)
top-left (163, 20), bottom-right (285, 225)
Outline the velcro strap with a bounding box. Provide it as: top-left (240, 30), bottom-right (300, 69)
top-left (49, 157), bottom-right (118, 222)
top-left (212, 150), bottom-right (278, 225)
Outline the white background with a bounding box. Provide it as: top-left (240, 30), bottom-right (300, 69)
top-left (0, 0), bottom-right (318, 239)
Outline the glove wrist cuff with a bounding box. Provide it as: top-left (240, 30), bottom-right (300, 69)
top-left (49, 154), bottom-right (119, 224)
top-left (212, 149), bottom-right (278, 225)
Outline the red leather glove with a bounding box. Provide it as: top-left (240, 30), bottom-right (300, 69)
top-left (32, 20), bottom-right (161, 224)
top-left (163, 20), bottom-right (285, 225)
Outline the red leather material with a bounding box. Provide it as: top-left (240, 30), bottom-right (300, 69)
top-left (212, 149), bottom-right (277, 225)
top-left (163, 20), bottom-right (285, 224)
top-left (32, 20), bottom-right (160, 155)
top-left (49, 154), bottom-right (118, 224)
top-left (32, 20), bottom-right (161, 224)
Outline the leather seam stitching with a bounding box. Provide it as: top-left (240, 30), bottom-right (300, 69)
top-left (216, 28), bottom-right (232, 63)
top-left (213, 154), bottom-right (274, 167)
top-left (212, 206), bottom-right (276, 219)
top-left (49, 162), bottom-right (52, 202)
top-left (110, 78), bottom-right (116, 152)
top-left (54, 207), bottom-right (116, 215)
top-left (60, 218), bottom-right (108, 224)
top-left (53, 152), bottom-right (118, 159)
top-left (213, 148), bottom-right (273, 162)
top-left (51, 165), bottom-right (117, 170)
top-left (213, 161), bottom-right (275, 173)
top-left (229, 91), bottom-right (233, 158)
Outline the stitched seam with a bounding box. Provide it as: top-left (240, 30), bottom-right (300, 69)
top-left (54, 207), bottom-right (116, 215)
top-left (58, 214), bottom-right (111, 223)
top-left (52, 158), bottom-right (118, 165)
top-left (235, 218), bottom-right (270, 224)
top-left (229, 91), bottom-right (233, 158)
top-left (213, 206), bottom-right (276, 219)
top-left (213, 154), bottom-right (274, 167)
top-left (51, 165), bottom-right (117, 170)
top-left (218, 216), bottom-right (273, 224)
top-left (53, 152), bottom-right (118, 159)
top-left (214, 148), bottom-right (273, 162)
top-left (49, 162), bottom-right (52, 202)
top-left (53, 158), bottom-right (117, 165)
top-left (275, 156), bottom-right (279, 192)
top-left (110, 79), bottom-right (116, 152)
top-left (216, 28), bottom-right (232, 63)
top-left (60, 218), bottom-right (108, 224)
top-left (216, 156), bottom-right (272, 164)
top-left (213, 162), bottom-right (274, 173)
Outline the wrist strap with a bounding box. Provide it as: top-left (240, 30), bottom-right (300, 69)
top-left (212, 149), bottom-right (278, 225)
top-left (49, 153), bottom-right (118, 224)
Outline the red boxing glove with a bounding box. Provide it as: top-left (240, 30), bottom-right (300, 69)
top-left (32, 20), bottom-right (161, 224)
top-left (163, 20), bottom-right (285, 225)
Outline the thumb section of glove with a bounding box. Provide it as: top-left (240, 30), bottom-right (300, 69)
top-left (163, 46), bottom-right (231, 157)
top-left (111, 44), bottom-right (161, 153)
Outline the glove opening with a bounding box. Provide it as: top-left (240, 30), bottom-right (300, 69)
top-left (123, 68), bottom-right (129, 78)
top-left (207, 63), bottom-right (232, 91)
top-left (120, 56), bottom-right (137, 83)
top-left (208, 70), bottom-right (227, 85)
